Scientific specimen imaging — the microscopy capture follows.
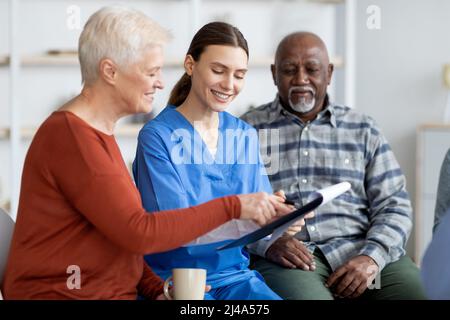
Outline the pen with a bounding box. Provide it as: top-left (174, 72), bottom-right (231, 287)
top-left (284, 199), bottom-right (298, 207)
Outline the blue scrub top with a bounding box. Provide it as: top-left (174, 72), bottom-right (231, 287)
top-left (133, 105), bottom-right (272, 286)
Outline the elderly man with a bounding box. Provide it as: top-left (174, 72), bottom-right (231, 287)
top-left (241, 32), bottom-right (426, 300)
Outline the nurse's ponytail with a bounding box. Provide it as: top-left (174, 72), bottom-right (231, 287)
top-left (168, 21), bottom-right (248, 107)
top-left (168, 73), bottom-right (191, 106)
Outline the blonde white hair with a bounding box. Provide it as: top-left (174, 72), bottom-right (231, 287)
top-left (79, 6), bottom-right (171, 85)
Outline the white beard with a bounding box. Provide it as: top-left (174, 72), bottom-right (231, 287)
top-left (288, 86), bottom-right (316, 114)
top-left (289, 96), bottom-right (316, 114)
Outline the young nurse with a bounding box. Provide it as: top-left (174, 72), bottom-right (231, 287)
top-left (133, 22), bottom-right (306, 300)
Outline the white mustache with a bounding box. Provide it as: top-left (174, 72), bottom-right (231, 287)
top-left (289, 86), bottom-right (316, 96)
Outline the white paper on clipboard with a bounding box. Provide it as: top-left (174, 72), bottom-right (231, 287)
top-left (216, 181), bottom-right (351, 251)
top-left (265, 181), bottom-right (351, 247)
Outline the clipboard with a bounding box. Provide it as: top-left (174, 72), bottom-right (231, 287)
top-left (216, 181), bottom-right (351, 251)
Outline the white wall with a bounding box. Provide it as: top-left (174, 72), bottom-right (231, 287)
top-left (355, 0), bottom-right (450, 259)
top-left (0, 0), bottom-right (10, 207)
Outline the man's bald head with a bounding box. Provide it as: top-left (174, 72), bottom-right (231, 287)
top-left (271, 32), bottom-right (333, 122)
top-left (275, 32), bottom-right (330, 67)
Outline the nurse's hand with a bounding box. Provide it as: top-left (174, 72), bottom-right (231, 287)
top-left (272, 189), bottom-right (314, 236)
top-left (237, 192), bottom-right (292, 226)
top-left (283, 212), bottom-right (314, 236)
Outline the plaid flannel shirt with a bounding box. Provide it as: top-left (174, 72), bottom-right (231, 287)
top-left (241, 95), bottom-right (412, 271)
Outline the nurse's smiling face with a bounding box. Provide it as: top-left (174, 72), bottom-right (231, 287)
top-left (185, 45), bottom-right (248, 112)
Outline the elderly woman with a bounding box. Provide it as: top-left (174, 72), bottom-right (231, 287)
top-left (1, 6), bottom-right (290, 300)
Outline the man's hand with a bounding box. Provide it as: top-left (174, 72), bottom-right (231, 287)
top-left (266, 235), bottom-right (316, 271)
top-left (326, 255), bottom-right (379, 299)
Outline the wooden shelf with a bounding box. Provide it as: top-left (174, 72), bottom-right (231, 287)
top-left (205, 0), bottom-right (345, 3)
top-left (21, 55), bottom-right (185, 67)
top-left (0, 54), bottom-right (183, 67)
top-left (307, 0), bottom-right (344, 4)
top-left (0, 55), bottom-right (9, 66)
top-left (0, 199), bottom-right (10, 214)
top-left (20, 55), bottom-right (186, 67)
top-left (0, 54), bottom-right (79, 66)
top-left (0, 124), bottom-right (145, 140)
top-left (23, 54), bottom-right (79, 66)
top-left (331, 56), bottom-right (344, 68)
top-left (0, 128), bottom-right (9, 139)
top-left (0, 127), bottom-right (38, 139)
top-left (0, 54), bottom-right (344, 68)
top-left (249, 56), bottom-right (343, 68)
top-left (418, 123), bottom-right (450, 130)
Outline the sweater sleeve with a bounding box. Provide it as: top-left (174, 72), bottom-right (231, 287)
top-left (73, 176), bottom-right (241, 254)
top-left (137, 263), bottom-right (164, 300)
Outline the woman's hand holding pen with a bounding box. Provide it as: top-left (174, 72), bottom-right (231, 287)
top-left (237, 192), bottom-right (293, 226)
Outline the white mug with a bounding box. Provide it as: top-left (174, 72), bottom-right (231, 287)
top-left (163, 268), bottom-right (207, 300)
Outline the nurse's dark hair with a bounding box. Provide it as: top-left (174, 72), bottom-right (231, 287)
top-left (168, 21), bottom-right (249, 106)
